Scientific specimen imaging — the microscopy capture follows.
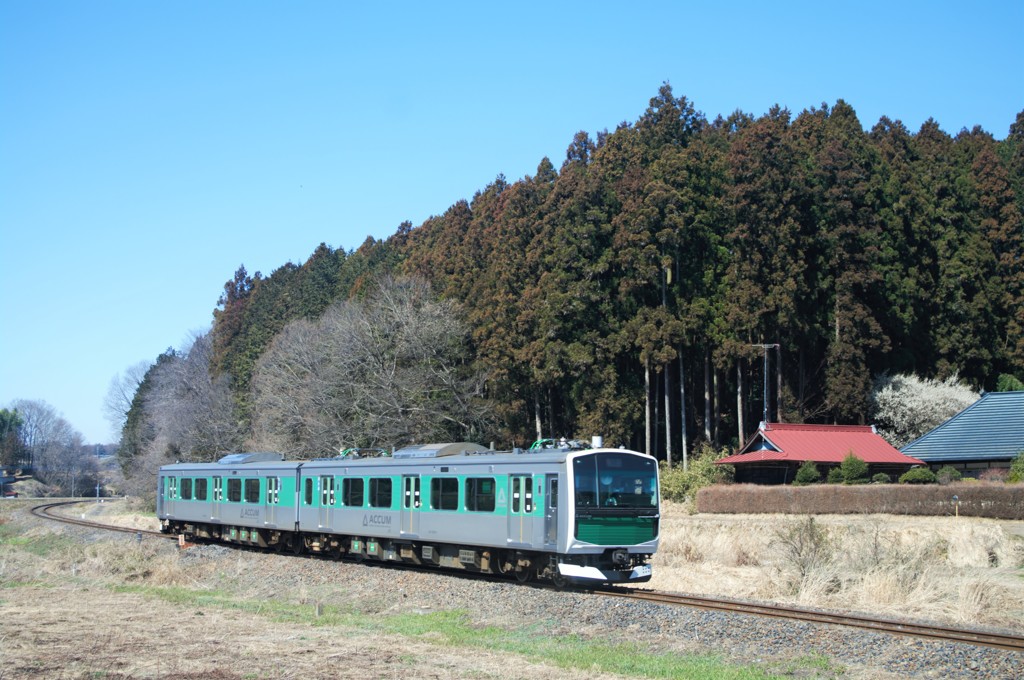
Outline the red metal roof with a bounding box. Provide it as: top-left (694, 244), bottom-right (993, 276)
top-left (717, 423), bottom-right (925, 466)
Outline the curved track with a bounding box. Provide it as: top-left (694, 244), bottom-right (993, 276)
top-left (598, 587), bottom-right (1024, 652)
top-left (33, 499), bottom-right (1024, 652)
top-left (30, 499), bottom-right (169, 540)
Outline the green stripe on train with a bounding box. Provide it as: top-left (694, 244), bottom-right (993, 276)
top-left (575, 517), bottom-right (656, 544)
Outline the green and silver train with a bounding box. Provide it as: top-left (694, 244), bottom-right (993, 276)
top-left (157, 441), bottom-right (659, 586)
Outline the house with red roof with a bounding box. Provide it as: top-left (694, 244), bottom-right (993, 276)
top-left (716, 422), bottom-right (925, 484)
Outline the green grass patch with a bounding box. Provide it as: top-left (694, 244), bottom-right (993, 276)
top-left (113, 584), bottom-right (363, 628)
top-left (116, 585), bottom-right (779, 679)
top-left (0, 529), bottom-right (75, 557)
top-left (379, 610), bottom-right (774, 679)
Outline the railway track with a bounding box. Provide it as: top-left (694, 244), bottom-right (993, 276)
top-left (30, 499), bottom-right (169, 540)
top-left (33, 499), bottom-right (1024, 653)
top-left (599, 587), bottom-right (1024, 653)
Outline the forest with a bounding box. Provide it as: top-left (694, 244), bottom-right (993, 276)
top-left (115, 85), bottom-right (1024, 482)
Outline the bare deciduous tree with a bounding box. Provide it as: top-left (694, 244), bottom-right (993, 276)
top-left (143, 331), bottom-right (242, 462)
top-left (8, 399), bottom-right (97, 495)
top-left (104, 360), bottom-right (151, 436)
top-left (251, 277), bottom-right (492, 456)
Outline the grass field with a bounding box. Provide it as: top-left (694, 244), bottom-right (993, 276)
top-left (649, 502), bottom-right (1024, 630)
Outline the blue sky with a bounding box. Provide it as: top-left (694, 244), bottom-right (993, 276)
top-left (2, 1), bottom-right (1022, 444)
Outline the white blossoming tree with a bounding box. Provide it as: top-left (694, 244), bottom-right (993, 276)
top-left (870, 373), bottom-right (980, 448)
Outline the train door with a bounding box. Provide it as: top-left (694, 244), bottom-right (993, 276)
top-left (266, 476), bottom-right (280, 527)
top-left (508, 474), bottom-right (535, 546)
top-left (543, 474), bottom-right (559, 548)
top-left (401, 475), bottom-right (421, 537)
top-left (319, 475), bottom-right (335, 528)
top-left (211, 476), bottom-right (223, 521)
top-left (165, 476), bottom-right (177, 517)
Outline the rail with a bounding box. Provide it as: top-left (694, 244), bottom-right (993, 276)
top-left (597, 587), bottom-right (1024, 652)
top-left (30, 499), bottom-right (169, 540)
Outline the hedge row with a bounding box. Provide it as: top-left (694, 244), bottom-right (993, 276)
top-left (694, 483), bottom-right (1024, 519)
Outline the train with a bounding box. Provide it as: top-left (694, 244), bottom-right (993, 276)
top-left (157, 440), bottom-right (660, 586)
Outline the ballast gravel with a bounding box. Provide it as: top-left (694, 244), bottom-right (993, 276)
top-left (179, 543), bottom-right (1023, 680)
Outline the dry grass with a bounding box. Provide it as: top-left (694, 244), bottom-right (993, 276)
top-left (3, 496), bottom-right (1022, 680)
top-left (649, 501), bottom-right (1024, 629)
top-left (0, 501), bottom-right (666, 680)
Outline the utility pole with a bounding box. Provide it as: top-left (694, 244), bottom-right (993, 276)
top-left (751, 344), bottom-right (780, 424)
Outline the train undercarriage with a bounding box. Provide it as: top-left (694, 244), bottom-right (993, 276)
top-left (160, 518), bottom-right (651, 587)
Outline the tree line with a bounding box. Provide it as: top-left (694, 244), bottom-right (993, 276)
top-left (119, 85), bottom-right (1024, 474)
top-left (0, 401), bottom-right (102, 496)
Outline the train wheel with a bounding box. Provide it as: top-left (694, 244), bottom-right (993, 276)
top-left (550, 571), bottom-right (569, 590)
top-left (514, 563), bottom-right (533, 583)
top-left (495, 552), bottom-right (512, 576)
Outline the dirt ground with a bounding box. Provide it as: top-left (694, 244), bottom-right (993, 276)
top-left (0, 501), bottom-right (632, 680)
top-left (0, 585), bottom-right (626, 680)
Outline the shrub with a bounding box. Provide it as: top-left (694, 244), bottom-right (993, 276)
top-left (872, 473), bottom-right (891, 484)
top-left (840, 453), bottom-right (869, 483)
top-left (774, 517), bottom-right (832, 582)
top-left (935, 465), bottom-right (962, 485)
top-left (659, 442), bottom-right (734, 503)
top-left (1009, 451), bottom-right (1024, 483)
top-left (826, 467), bottom-right (845, 484)
top-left (980, 468), bottom-right (1009, 482)
top-left (793, 460), bottom-right (821, 486)
top-left (899, 467), bottom-right (937, 484)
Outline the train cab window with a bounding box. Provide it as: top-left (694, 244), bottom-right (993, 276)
top-left (369, 478), bottom-right (392, 508)
top-left (304, 478), bottom-right (313, 506)
top-left (227, 478), bottom-right (242, 502)
top-left (430, 478), bottom-right (458, 511)
top-left (180, 478), bottom-right (193, 501)
top-left (244, 479), bottom-right (260, 503)
top-left (320, 476), bottom-right (336, 506)
top-left (342, 478), bottom-right (364, 507)
top-left (573, 453), bottom-right (658, 508)
top-left (465, 477), bottom-right (495, 512)
top-left (194, 478), bottom-right (208, 501)
top-left (266, 477), bottom-right (280, 504)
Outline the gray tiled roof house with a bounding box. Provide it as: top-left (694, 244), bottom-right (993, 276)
top-left (900, 391), bottom-right (1024, 472)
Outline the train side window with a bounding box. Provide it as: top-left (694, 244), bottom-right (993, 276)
top-left (180, 478), bottom-right (193, 501)
top-left (343, 478), bottom-right (364, 507)
top-left (465, 477), bottom-right (495, 512)
top-left (227, 478), bottom-right (242, 503)
top-left (549, 479), bottom-right (558, 509)
top-left (195, 478), bottom-right (208, 501)
top-left (167, 477), bottom-right (177, 499)
top-left (369, 478), bottom-right (392, 508)
top-left (244, 478), bottom-right (260, 503)
top-left (430, 478), bottom-right (458, 511)
top-left (304, 478), bottom-right (313, 506)
top-left (213, 477), bottom-right (223, 502)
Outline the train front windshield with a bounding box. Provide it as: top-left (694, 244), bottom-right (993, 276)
top-left (572, 452), bottom-right (658, 509)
